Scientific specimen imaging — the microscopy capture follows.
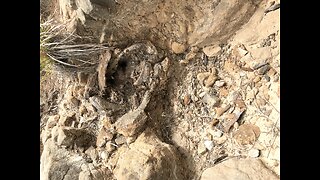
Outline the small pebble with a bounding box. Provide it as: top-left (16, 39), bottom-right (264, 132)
top-left (239, 71), bottom-right (246, 77)
top-left (209, 129), bottom-right (223, 138)
top-left (105, 142), bottom-right (116, 152)
top-left (204, 140), bottom-right (214, 151)
top-left (253, 76), bottom-right (261, 83)
top-left (257, 65), bottom-right (271, 75)
top-left (184, 94), bottom-right (191, 105)
top-left (264, 75), bottom-right (270, 82)
top-left (198, 142), bottom-right (207, 154)
top-left (199, 91), bottom-right (207, 98)
top-left (100, 150), bottom-right (109, 160)
top-left (215, 80), bottom-right (225, 87)
top-left (248, 148), bottom-right (260, 158)
top-left (115, 136), bottom-right (126, 145)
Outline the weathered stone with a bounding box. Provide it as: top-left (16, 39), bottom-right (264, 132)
top-left (113, 131), bottom-right (184, 180)
top-left (200, 158), bottom-right (279, 180)
top-left (215, 104), bottom-right (231, 117)
top-left (115, 91), bottom-right (151, 137)
top-left (202, 94), bottom-right (220, 107)
top-left (233, 124), bottom-right (261, 145)
top-left (40, 139), bottom-right (87, 180)
top-left (214, 80), bottom-right (225, 87)
top-left (96, 127), bottom-right (114, 147)
top-left (84, 146), bottom-right (98, 163)
top-left (105, 141), bottom-right (116, 152)
top-left (214, 135), bottom-right (227, 145)
top-left (115, 109), bottom-right (148, 137)
top-left (197, 142), bottom-right (207, 155)
top-left (204, 140), bottom-right (214, 151)
top-left (171, 41), bottom-right (187, 54)
top-left (203, 45), bottom-right (221, 57)
top-left (56, 127), bottom-right (95, 148)
top-left (257, 64), bottom-right (271, 75)
top-left (115, 135), bottom-right (127, 145)
top-left (248, 148), bottom-right (260, 158)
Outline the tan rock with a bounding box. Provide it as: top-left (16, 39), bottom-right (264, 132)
top-left (113, 131), bottom-right (184, 180)
top-left (197, 142), bottom-right (207, 155)
top-left (203, 45), bottom-right (221, 57)
top-left (96, 127), bottom-right (114, 147)
top-left (215, 104), bottom-right (231, 117)
top-left (233, 124), bottom-right (261, 145)
top-left (200, 158), bottom-right (279, 180)
top-left (171, 41), bottom-right (187, 54)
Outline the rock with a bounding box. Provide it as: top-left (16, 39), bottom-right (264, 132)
top-left (220, 108), bottom-right (245, 132)
top-left (96, 127), bottom-right (114, 147)
top-left (203, 45), bottom-right (221, 57)
top-left (78, 167), bottom-right (114, 180)
top-left (256, 97), bottom-right (266, 106)
top-left (236, 46), bottom-right (248, 57)
top-left (115, 135), bottom-right (126, 145)
top-left (233, 124), bottom-right (261, 146)
top-left (214, 80), bottom-right (225, 87)
top-left (184, 94), bottom-right (191, 105)
top-left (45, 115), bottom-right (60, 129)
top-left (252, 62), bottom-right (268, 70)
top-left (214, 135), bottom-right (227, 145)
top-left (113, 130), bottom-right (184, 180)
top-left (215, 104), bottom-right (231, 117)
top-left (200, 158), bottom-right (279, 180)
top-left (210, 118), bottom-right (220, 127)
top-left (197, 142), bottom-right (207, 155)
top-left (248, 148), bottom-right (260, 158)
top-left (208, 129), bottom-right (223, 138)
top-left (202, 94), bottom-right (220, 107)
top-left (99, 150), bottom-right (109, 160)
top-left (257, 64), bottom-right (271, 75)
top-left (115, 108), bottom-right (148, 137)
top-left (84, 146), bottom-right (98, 163)
top-left (180, 50), bottom-right (197, 64)
top-left (197, 68), bottom-right (217, 87)
top-left (171, 131), bottom-right (189, 150)
top-left (56, 127), bottom-right (95, 148)
top-left (204, 140), bottom-right (214, 151)
top-left (115, 91), bottom-right (151, 137)
top-left (253, 76), bottom-right (261, 83)
top-left (41, 139), bottom-right (88, 180)
top-left (59, 114), bottom-right (77, 127)
top-left (171, 41), bottom-right (187, 54)
top-left (197, 72), bottom-right (212, 86)
top-left (105, 141), bottom-right (116, 152)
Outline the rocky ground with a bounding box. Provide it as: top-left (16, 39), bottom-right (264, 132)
top-left (40, 0), bottom-right (280, 179)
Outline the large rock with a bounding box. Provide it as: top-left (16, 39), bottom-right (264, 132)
top-left (200, 158), bottom-right (279, 180)
top-left (113, 130), bottom-right (185, 180)
top-left (40, 139), bottom-right (86, 180)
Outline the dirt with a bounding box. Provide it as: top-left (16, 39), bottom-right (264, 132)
top-left (40, 0), bottom-right (280, 179)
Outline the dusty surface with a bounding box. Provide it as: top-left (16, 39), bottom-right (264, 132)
top-left (40, 0), bottom-right (280, 179)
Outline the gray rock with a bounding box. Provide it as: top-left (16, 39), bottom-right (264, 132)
top-left (257, 65), bottom-right (271, 75)
top-left (40, 139), bottom-right (86, 180)
top-left (200, 158), bottom-right (279, 180)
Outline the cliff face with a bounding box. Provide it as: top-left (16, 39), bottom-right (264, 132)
top-left (40, 0), bottom-right (280, 179)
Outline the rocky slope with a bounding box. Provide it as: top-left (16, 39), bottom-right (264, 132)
top-left (40, 0), bottom-right (280, 179)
